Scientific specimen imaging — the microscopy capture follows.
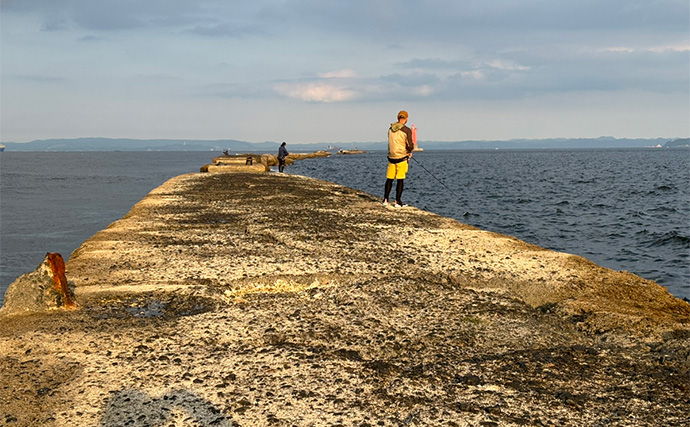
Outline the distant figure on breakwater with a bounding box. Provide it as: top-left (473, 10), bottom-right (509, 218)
top-left (383, 110), bottom-right (414, 208)
top-left (278, 142), bottom-right (289, 173)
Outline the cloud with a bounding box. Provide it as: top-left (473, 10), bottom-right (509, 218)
top-left (188, 22), bottom-right (262, 37)
top-left (600, 44), bottom-right (690, 54)
top-left (267, 37), bottom-right (688, 104)
top-left (7, 0), bottom-right (686, 38)
top-left (2, 0), bottom-right (232, 31)
top-left (487, 60), bottom-right (530, 71)
top-left (274, 82), bottom-right (356, 103)
top-left (270, 71), bottom-right (443, 104)
top-left (381, 73), bottom-right (441, 87)
top-left (78, 35), bottom-right (106, 42)
top-left (8, 75), bottom-right (68, 83)
top-left (382, 42), bottom-right (689, 102)
top-left (271, 70), bottom-right (361, 103)
top-left (194, 80), bottom-right (275, 100)
top-left (398, 58), bottom-right (474, 71)
top-left (40, 11), bottom-right (70, 31)
top-left (318, 69), bottom-right (358, 79)
top-left (1, 0), bottom-right (687, 142)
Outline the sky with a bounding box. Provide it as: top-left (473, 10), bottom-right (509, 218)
top-left (1, 0), bottom-right (689, 144)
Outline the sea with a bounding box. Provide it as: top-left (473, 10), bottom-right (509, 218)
top-left (0, 149), bottom-right (688, 306)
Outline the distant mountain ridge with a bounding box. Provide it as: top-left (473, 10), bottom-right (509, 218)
top-left (0, 137), bottom-right (266, 152)
top-left (0, 136), bottom-right (683, 152)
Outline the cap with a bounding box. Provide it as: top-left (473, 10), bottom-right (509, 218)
top-left (397, 110), bottom-right (408, 120)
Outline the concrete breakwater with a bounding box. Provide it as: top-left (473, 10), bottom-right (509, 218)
top-left (1, 171), bottom-right (689, 426)
top-left (201, 151), bottom-right (332, 173)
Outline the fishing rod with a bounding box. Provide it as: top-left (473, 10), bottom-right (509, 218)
top-left (410, 156), bottom-right (462, 200)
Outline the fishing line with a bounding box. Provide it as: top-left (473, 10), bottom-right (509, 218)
top-left (410, 156), bottom-right (462, 200)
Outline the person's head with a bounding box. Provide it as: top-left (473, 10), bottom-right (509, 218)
top-left (397, 110), bottom-right (408, 123)
top-left (281, 142), bottom-right (286, 146)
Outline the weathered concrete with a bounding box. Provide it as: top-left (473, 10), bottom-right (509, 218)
top-left (1, 172), bottom-right (688, 426)
top-left (201, 162), bottom-right (269, 173)
top-left (202, 152), bottom-right (331, 174)
top-left (0, 253), bottom-right (76, 316)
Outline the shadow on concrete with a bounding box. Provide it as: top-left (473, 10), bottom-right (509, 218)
top-left (100, 388), bottom-right (233, 426)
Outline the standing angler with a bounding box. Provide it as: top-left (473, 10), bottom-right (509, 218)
top-left (278, 142), bottom-right (289, 173)
top-left (383, 110), bottom-right (414, 208)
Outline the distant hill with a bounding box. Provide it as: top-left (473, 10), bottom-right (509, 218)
top-left (418, 137), bottom-right (673, 150)
top-left (664, 138), bottom-right (690, 148)
top-left (0, 136), bottom-right (683, 152)
top-left (0, 138), bottom-right (267, 152)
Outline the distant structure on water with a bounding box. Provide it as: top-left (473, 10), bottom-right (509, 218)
top-left (664, 138), bottom-right (689, 148)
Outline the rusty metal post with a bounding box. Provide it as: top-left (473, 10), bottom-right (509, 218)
top-left (46, 253), bottom-right (77, 309)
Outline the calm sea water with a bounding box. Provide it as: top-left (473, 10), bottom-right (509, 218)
top-left (0, 149), bottom-right (688, 305)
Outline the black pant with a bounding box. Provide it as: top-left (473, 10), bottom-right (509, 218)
top-left (384, 178), bottom-right (404, 203)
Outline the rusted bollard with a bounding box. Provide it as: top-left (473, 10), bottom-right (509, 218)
top-left (0, 252), bottom-right (77, 316)
top-left (46, 253), bottom-right (77, 309)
